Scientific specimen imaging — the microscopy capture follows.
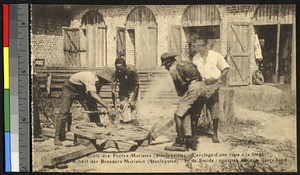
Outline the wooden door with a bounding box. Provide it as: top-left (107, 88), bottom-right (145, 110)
top-left (86, 25), bottom-right (107, 67)
top-left (116, 27), bottom-right (126, 59)
top-left (168, 25), bottom-right (182, 56)
top-left (135, 26), bottom-right (157, 69)
top-left (227, 22), bottom-right (252, 86)
top-left (63, 27), bottom-right (81, 67)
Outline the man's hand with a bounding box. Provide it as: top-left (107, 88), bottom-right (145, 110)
top-left (217, 78), bottom-right (222, 84)
top-left (106, 106), bottom-right (113, 115)
top-left (129, 99), bottom-right (136, 107)
top-left (107, 106), bottom-right (117, 119)
top-left (204, 78), bottom-right (217, 85)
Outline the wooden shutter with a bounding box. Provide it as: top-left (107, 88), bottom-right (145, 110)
top-left (135, 26), bottom-right (157, 69)
top-left (147, 26), bottom-right (157, 69)
top-left (227, 22), bottom-right (252, 86)
top-left (63, 27), bottom-right (81, 67)
top-left (116, 27), bottom-right (126, 58)
top-left (168, 25), bottom-right (182, 56)
top-left (86, 25), bottom-right (107, 67)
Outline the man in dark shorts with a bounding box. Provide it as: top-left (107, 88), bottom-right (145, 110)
top-left (192, 38), bottom-right (230, 143)
top-left (114, 58), bottom-right (139, 124)
top-left (161, 52), bottom-right (211, 151)
top-left (54, 67), bottom-right (115, 146)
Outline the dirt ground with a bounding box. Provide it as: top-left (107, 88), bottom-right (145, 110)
top-left (33, 101), bottom-right (296, 173)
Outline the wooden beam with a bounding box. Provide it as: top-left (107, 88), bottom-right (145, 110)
top-left (46, 73), bottom-right (52, 95)
top-left (291, 5), bottom-right (296, 90)
top-left (275, 5), bottom-right (281, 84)
top-left (42, 144), bottom-right (97, 167)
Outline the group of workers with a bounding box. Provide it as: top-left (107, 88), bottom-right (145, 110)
top-left (35, 38), bottom-right (230, 152)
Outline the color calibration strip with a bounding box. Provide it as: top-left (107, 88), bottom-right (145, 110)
top-left (3, 3), bottom-right (11, 172)
top-left (10, 4), bottom-right (20, 172)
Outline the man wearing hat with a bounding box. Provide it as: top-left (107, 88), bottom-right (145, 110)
top-left (114, 57), bottom-right (140, 124)
top-left (161, 52), bottom-right (208, 151)
top-left (54, 67), bottom-right (115, 146)
top-left (192, 38), bottom-right (230, 143)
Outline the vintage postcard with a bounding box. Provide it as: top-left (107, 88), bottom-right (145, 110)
top-left (31, 4), bottom-right (297, 173)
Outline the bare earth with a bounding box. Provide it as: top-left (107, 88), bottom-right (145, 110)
top-left (33, 104), bottom-right (296, 173)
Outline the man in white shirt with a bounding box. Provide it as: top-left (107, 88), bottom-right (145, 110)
top-left (54, 67), bottom-right (115, 146)
top-left (192, 38), bottom-right (230, 143)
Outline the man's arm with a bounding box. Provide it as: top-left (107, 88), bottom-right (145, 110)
top-left (89, 91), bottom-right (113, 113)
top-left (131, 85), bottom-right (139, 101)
top-left (217, 68), bottom-right (229, 84)
top-left (129, 66), bottom-right (140, 103)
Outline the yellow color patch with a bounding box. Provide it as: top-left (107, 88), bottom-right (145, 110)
top-left (4, 47), bottom-right (9, 89)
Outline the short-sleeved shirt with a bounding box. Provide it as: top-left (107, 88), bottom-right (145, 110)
top-left (192, 50), bottom-right (230, 79)
top-left (69, 72), bottom-right (98, 92)
top-left (115, 64), bottom-right (139, 92)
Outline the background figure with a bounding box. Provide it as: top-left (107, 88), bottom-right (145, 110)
top-left (54, 67), bottom-right (115, 146)
top-left (192, 38), bottom-right (230, 143)
top-left (114, 58), bottom-right (140, 124)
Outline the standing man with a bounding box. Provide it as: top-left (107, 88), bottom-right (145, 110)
top-left (161, 52), bottom-right (208, 151)
top-left (192, 38), bottom-right (230, 143)
top-left (54, 67), bottom-right (115, 146)
top-left (114, 58), bottom-right (140, 124)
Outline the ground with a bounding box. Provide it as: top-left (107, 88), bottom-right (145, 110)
top-left (33, 84), bottom-right (297, 173)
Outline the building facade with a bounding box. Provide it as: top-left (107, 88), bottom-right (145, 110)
top-left (31, 4), bottom-right (296, 87)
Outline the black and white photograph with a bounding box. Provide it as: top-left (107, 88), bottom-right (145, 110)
top-left (31, 4), bottom-right (297, 172)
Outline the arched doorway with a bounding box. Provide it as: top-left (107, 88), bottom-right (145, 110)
top-left (126, 6), bottom-right (157, 69)
top-left (182, 5), bottom-right (222, 60)
top-left (253, 4), bottom-right (295, 85)
top-left (82, 10), bottom-right (107, 67)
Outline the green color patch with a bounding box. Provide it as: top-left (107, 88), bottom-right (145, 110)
top-left (4, 90), bottom-right (10, 131)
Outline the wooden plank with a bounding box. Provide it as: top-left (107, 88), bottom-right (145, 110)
top-left (96, 26), bottom-right (101, 67)
top-left (148, 27), bottom-right (157, 69)
top-left (41, 144), bottom-right (97, 167)
top-left (227, 23), bottom-right (251, 86)
top-left (116, 27), bottom-right (126, 58)
top-left (46, 73), bottom-right (52, 95)
top-left (168, 25), bottom-right (182, 55)
top-left (135, 26), bottom-right (141, 68)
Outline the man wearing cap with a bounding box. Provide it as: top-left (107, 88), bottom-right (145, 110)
top-left (54, 67), bottom-right (115, 146)
top-left (192, 38), bottom-right (230, 143)
top-left (161, 52), bottom-right (208, 151)
top-left (114, 58), bottom-right (139, 124)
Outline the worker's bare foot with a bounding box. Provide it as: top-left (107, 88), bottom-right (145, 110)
top-left (212, 136), bottom-right (220, 143)
top-left (54, 139), bottom-right (63, 146)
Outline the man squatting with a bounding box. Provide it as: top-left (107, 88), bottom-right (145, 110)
top-left (54, 67), bottom-right (116, 146)
top-left (161, 38), bottom-right (229, 151)
top-left (114, 58), bottom-right (140, 124)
